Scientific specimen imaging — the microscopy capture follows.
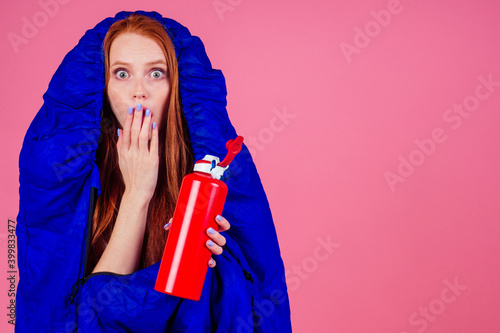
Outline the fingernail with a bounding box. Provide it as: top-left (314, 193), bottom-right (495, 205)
top-left (117, 128), bottom-right (120, 137)
top-left (216, 215), bottom-right (223, 222)
top-left (210, 259), bottom-right (215, 266)
top-left (163, 222), bottom-right (171, 229)
top-left (208, 240), bottom-right (214, 247)
top-left (145, 109), bottom-right (151, 116)
top-left (208, 227), bottom-right (215, 234)
top-left (136, 103), bottom-right (142, 111)
top-left (128, 107), bottom-right (133, 114)
top-left (152, 122), bottom-right (157, 129)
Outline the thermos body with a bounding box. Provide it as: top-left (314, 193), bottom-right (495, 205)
top-left (155, 136), bottom-right (243, 301)
top-left (154, 171), bottom-right (228, 301)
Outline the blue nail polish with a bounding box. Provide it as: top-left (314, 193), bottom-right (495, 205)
top-left (152, 122), bottom-right (157, 129)
top-left (208, 227), bottom-right (215, 234)
top-left (117, 129), bottom-right (120, 137)
top-left (216, 215), bottom-right (223, 222)
top-left (136, 103), bottom-right (142, 111)
top-left (128, 107), bottom-right (133, 114)
top-left (164, 222), bottom-right (171, 229)
top-left (210, 259), bottom-right (215, 266)
top-left (208, 240), bottom-right (214, 247)
top-left (145, 109), bottom-right (151, 117)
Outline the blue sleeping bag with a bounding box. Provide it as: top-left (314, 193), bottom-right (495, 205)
top-left (15, 10), bottom-right (292, 332)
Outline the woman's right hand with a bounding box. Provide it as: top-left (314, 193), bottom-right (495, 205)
top-left (116, 103), bottom-right (159, 201)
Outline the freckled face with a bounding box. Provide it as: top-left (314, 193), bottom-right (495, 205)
top-left (106, 32), bottom-right (170, 139)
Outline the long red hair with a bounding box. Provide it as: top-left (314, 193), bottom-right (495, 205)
top-left (87, 13), bottom-right (194, 275)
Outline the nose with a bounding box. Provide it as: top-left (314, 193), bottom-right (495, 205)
top-left (133, 78), bottom-right (146, 100)
top-left (134, 90), bottom-right (145, 99)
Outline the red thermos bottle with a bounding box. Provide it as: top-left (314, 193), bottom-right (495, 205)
top-left (154, 136), bottom-right (244, 301)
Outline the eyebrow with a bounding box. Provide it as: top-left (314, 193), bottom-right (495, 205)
top-left (110, 60), bottom-right (167, 67)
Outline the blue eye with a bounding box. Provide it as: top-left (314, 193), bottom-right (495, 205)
top-left (151, 69), bottom-right (165, 79)
top-left (115, 70), bottom-right (128, 79)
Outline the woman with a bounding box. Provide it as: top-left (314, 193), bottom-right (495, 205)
top-left (88, 13), bottom-right (229, 276)
top-left (16, 10), bottom-right (292, 332)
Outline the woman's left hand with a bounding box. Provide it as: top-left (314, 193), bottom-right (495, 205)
top-left (163, 214), bottom-right (230, 268)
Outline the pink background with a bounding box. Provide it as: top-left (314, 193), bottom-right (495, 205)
top-left (2, 0), bottom-right (500, 332)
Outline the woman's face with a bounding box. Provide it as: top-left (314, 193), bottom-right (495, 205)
top-left (107, 32), bottom-right (170, 139)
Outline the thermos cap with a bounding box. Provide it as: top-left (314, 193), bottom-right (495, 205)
top-left (193, 155), bottom-right (228, 180)
top-left (193, 136), bottom-right (244, 180)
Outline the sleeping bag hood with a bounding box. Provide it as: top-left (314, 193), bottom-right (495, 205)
top-left (15, 10), bottom-right (292, 333)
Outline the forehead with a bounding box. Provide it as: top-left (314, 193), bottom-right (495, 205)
top-left (109, 32), bottom-right (165, 65)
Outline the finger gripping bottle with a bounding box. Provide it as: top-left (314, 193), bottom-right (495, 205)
top-left (154, 136), bottom-right (244, 301)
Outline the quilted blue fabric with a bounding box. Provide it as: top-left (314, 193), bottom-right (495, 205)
top-left (15, 10), bottom-right (291, 333)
